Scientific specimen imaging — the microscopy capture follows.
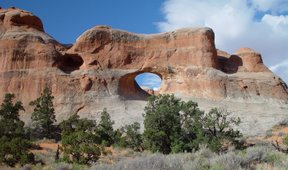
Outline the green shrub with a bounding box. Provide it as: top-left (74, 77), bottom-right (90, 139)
top-left (60, 114), bottom-right (101, 165)
top-left (202, 108), bottom-right (242, 152)
top-left (244, 144), bottom-right (273, 163)
top-left (283, 135), bottom-right (288, 146)
top-left (90, 144), bottom-right (288, 170)
top-left (265, 152), bottom-right (285, 165)
top-left (210, 152), bottom-right (244, 170)
top-left (142, 94), bottom-right (242, 154)
top-left (118, 122), bottom-right (143, 151)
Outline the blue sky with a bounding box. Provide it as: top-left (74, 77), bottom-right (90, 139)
top-left (135, 73), bottom-right (162, 90)
top-left (1, 0), bottom-right (165, 43)
top-left (1, 0), bottom-right (288, 87)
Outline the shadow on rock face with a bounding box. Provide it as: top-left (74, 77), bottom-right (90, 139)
top-left (217, 55), bottom-right (243, 74)
top-left (56, 53), bottom-right (84, 74)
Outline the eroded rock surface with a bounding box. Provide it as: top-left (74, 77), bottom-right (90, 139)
top-left (0, 8), bottom-right (287, 135)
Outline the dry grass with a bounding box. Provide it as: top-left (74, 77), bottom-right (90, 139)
top-left (2, 140), bottom-right (288, 170)
top-left (91, 144), bottom-right (288, 170)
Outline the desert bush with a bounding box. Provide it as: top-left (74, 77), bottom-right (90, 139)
top-left (244, 144), bottom-right (274, 163)
top-left (18, 162), bottom-right (89, 170)
top-left (238, 143), bottom-right (288, 168)
top-left (193, 145), bottom-right (216, 159)
top-left (283, 135), bottom-right (288, 146)
top-left (265, 152), bottom-right (286, 165)
top-left (48, 162), bottom-right (84, 170)
top-left (265, 129), bottom-right (273, 137)
top-left (90, 163), bottom-right (111, 170)
top-left (20, 164), bottom-right (33, 170)
top-left (52, 162), bottom-right (72, 170)
top-left (277, 118), bottom-right (288, 127)
top-left (182, 145), bottom-right (215, 170)
top-left (92, 154), bottom-right (182, 170)
top-left (273, 159), bottom-right (288, 170)
top-left (90, 144), bottom-right (288, 170)
top-left (255, 151), bottom-right (288, 169)
top-left (182, 155), bottom-right (210, 170)
top-left (210, 152), bottom-right (245, 170)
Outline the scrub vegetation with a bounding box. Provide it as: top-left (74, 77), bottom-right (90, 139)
top-left (0, 90), bottom-right (288, 169)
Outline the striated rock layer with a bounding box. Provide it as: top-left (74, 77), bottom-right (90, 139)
top-left (0, 8), bottom-right (287, 135)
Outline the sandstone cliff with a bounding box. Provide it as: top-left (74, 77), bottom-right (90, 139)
top-left (0, 8), bottom-right (287, 135)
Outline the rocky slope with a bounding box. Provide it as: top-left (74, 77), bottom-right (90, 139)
top-left (0, 7), bottom-right (287, 135)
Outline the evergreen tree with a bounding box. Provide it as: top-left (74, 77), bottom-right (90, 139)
top-left (120, 122), bottom-right (143, 151)
top-left (202, 108), bottom-right (242, 151)
top-left (142, 94), bottom-right (242, 154)
top-left (0, 94), bottom-right (34, 166)
top-left (60, 113), bottom-right (95, 136)
top-left (60, 113), bottom-right (101, 164)
top-left (95, 108), bottom-right (115, 146)
top-left (173, 100), bottom-right (206, 153)
top-left (30, 86), bottom-right (56, 139)
top-left (143, 94), bottom-right (182, 154)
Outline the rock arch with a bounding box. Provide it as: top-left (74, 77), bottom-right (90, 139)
top-left (0, 8), bottom-right (288, 136)
top-left (119, 71), bottom-right (162, 100)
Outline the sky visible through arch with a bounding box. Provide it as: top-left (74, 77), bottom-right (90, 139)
top-left (135, 73), bottom-right (162, 91)
top-left (1, 0), bottom-right (288, 88)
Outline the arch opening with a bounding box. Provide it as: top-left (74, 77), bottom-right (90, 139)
top-left (135, 73), bottom-right (162, 95)
top-left (119, 72), bottom-right (162, 100)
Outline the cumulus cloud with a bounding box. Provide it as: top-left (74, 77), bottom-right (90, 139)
top-left (135, 73), bottom-right (162, 90)
top-left (157, 0), bottom-right (288, 83)
top-left (251, 0), bottom-right (288, 13)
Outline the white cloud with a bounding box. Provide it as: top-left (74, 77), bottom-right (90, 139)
top-left (157, 0), bottom-right (288, 83)
top-left (251, 0), bottom-right (288, 13)
top-left (262, 14), bottom-right (288, 33)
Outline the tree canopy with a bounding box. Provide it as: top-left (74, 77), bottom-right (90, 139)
top-left (60, 113), bottom-right (101, 164)
top-left (0, 94), bottom-right (34, 166)
top-left (95, 108), bottom-right (115, 146)
top-left (30, 87), bottom-right (56, 139)
top-left (143, 94), bottom-right (242, 154)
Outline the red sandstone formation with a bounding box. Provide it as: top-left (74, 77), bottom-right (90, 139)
top-left (0, 8), bottom-right (287, 135)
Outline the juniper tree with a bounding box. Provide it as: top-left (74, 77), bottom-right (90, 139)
top-left (143, 94), bottom-right (182, 154)
top-left (60, 113), bottom-right (100, 164)
top-left (142, 94), bottom-right (242, 154)
top-left (0, 93), bottom-right (34, 166)
top-left (120, 122), bottom-right (143, 151)
top-left (95, 108), bottom-right (115, 146)
top-left (30, 86), bottom-right (56, 139)
top-left (201, 108), bottom-right (242, 151)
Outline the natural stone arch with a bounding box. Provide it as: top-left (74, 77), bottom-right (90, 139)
top-left (118, 71), bottom-right (162, 100)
